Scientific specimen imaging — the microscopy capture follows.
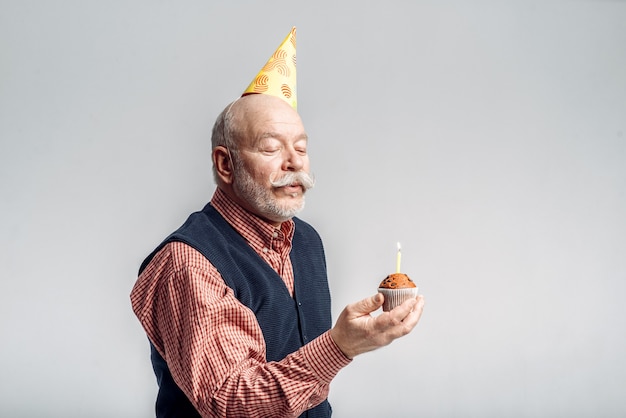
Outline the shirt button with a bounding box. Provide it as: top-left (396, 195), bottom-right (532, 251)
top-left (262, 247), bottom-right (269, 253)
top-left (272, 231), bottom-right (279, 238)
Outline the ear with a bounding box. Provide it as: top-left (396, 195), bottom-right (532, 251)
top-left (213, 146), bottom-right (234, 184)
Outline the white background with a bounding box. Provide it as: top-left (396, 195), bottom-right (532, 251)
top-left (1, 1), bottom-right (625, 417)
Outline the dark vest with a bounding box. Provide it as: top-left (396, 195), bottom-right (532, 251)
top-left (139, 203), bottom-right (333, 417)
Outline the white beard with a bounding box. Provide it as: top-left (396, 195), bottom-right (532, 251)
top-left (232, 160), bottom-right (310, 223)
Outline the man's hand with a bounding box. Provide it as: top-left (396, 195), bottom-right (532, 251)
top-left (329, 293), bottom-right (425, 359)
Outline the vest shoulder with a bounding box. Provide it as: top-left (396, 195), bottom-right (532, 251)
top-left (293, 217), bottom-right (319, 234)
top-left (294, 217), bottom-right (325, 246)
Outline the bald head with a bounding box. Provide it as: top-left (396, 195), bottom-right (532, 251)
top-left (212, 95), bottom-right (301, 150)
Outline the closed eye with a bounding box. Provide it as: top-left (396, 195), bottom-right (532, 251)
top-left (260, 147), bottom-right (281, 155)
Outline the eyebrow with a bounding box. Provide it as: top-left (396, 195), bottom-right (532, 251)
top-left (258, 132), bottom-right (309, 141)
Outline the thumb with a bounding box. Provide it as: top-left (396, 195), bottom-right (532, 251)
top-left (352, 293), bottom-right (384, 314)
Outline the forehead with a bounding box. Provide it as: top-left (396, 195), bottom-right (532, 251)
top-left (231, 95), bottom-right (306, 145)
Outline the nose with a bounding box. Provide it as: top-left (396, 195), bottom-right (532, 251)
top-left (282, 147), bottom-right (306, 172)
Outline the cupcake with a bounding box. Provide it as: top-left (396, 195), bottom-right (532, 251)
top-left (378, 273), bottom-right (419, 312)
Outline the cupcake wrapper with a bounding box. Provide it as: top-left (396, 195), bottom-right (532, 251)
top-left (378, 287), bottom-right (419, 312)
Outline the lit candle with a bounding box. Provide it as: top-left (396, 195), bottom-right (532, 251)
top-left (396, 242), bottom-right (402, 273)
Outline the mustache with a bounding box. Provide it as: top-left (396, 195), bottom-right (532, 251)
top-left (269, 171), bottom-right (315, 191)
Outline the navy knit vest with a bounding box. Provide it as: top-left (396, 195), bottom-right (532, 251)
top-left (139, 203), bottom-right (333, 418)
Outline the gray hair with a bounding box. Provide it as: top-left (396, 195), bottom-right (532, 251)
top-left (210, 100), bottom-right (240, 183)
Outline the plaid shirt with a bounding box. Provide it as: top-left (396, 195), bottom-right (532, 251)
top-left (131, 188), bottom-right (350, 417)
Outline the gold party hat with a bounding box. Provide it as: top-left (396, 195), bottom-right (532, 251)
top-left (242, 27), bottom-right (297, 109)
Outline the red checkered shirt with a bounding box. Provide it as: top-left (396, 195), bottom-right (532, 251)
top-left (131, 188), bottom-right (351, 417)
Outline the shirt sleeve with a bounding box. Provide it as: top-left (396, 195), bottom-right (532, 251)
top-left (131, 242), bottom-right (351, 418)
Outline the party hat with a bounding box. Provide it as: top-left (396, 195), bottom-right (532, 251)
top-left (242, 27), bottom-right (297, 109)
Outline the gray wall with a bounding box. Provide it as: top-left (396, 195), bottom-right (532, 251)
top-left (1, 1), bottom-right (625, 417)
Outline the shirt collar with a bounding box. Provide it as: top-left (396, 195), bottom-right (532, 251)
top-left (210, 188), bottom-right (295, 252)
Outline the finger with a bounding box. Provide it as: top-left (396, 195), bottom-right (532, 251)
top-left (398, 296), bottom-right (425, 327)
top-left (350, 293), bottom-right (384, 316)
top-left (389, 297), bottom-right (418, 319)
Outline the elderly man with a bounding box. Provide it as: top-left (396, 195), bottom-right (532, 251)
top-left (131, 28), bottom-right (424, 418)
